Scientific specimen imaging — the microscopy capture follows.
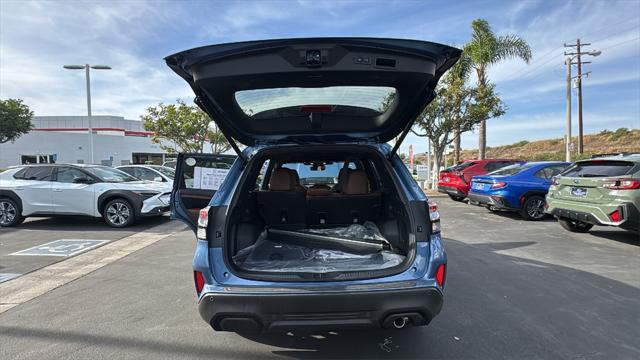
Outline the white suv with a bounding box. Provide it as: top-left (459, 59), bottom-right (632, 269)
top-left (0, 164), bottom-right (172, 227)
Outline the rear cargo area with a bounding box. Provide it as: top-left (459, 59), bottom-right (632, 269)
top-left (224, 147), bottom-right (416, 278)
top-left (233, 222), bottom-right (405, 273)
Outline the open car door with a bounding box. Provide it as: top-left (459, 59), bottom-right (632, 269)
top-left (171, 153), bottom-right (237, 231)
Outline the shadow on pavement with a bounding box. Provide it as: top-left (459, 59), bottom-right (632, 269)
top-left (0, 325), bottom-right (266, 359)
top-left (587, 229), bottom-right (639, 246)
top-left (484, 208), bottom-right (557, 222)
top-left (0, 215), bottom-right (171, 232)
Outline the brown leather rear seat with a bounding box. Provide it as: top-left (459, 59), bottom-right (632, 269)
top-left (256, 168), bottom-right (306, 225)
top-left (306, 169), bottom-right (381, 225)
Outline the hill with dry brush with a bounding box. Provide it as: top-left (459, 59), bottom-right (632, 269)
top-left (415, 128), bottom-right (639, 163)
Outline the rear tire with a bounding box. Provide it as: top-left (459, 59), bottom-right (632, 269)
top-left (520, 195), bottom-right (546, 221)
top-left (103, 198), bottom-right (136, 228)
top-left (0, 197), bottom-right (24, 227)
top-left (448, 194), bottom-right (465, 202)
top-left (558, 218), bottom-right (593, 233)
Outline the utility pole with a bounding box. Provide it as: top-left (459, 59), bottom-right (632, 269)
top-left (565, 57), bottom-right (572, 162)
top-left (576, 39), bottom-right (584, 153)
top-left (564, 39), bottom-right (601, 154)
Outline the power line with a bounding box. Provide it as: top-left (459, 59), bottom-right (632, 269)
top-left (502, 23), bottom-right (639, 80)
top-left (600, 36), bottom-right (640, 51)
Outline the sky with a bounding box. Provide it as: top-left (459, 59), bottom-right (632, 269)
top-left (1, 0), bottom-right (639, 155)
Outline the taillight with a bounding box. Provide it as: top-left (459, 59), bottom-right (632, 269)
top-left (197, 206), bottom-right (210, 240)
top-left (491, 181), bottom-right (507, 189)
top-left (609, 209), bottom-right (622, 222)
top-left (602, 178), bottom-right (640, 190)
top-left (428, 200), bottom-right (441, 233)
top-left (194, 271), bottom-right (205, 294)
top-left (435, 264), bottom-right (446, 287)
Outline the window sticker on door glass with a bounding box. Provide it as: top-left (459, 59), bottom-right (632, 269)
top-left (193, 166), bottom-right (230, 190)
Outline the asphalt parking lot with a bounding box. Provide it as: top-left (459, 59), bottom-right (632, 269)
top-left (0, 215), bottom-right (171, 281)
top-left (1, 197), bottom-right (638, 359)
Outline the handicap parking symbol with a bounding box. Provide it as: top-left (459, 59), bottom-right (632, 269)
top-left (11, 239), bottom-right (109, 257)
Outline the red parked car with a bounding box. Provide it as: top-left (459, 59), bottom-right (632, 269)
top-left (438, 159), bottom-right (523, 201)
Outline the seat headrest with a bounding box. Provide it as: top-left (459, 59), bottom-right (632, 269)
top-left (288, 169), bottom-right (301, 186)
top-left (342, 170), bottom-right (370, 195)
top-left (269, 168), bottom-right (293, 191)
top-left (307, 187), bottom-right (332, 196)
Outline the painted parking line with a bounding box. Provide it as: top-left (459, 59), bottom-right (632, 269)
top-left (0, 273), bottom-right (22, 284)
top-left (11, 239), bottom-right (110, 257)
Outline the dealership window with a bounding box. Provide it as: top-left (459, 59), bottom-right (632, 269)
top-left (21, 154), bottom-right (56, 164)
top-left (132, 153), bottom-right (165, 165)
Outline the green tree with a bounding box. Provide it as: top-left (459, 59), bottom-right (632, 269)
top-left (0, 98), bottom-right (34, 143)
top-left (465, 18), bottom-right (532, 159)
top-left (412, 63), bottom-right (505, 177)
top-left (141, 100), bottom-right (230, 154)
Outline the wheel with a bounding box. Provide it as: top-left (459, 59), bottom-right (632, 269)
top-left (448, 194), bottom-right (465, 201)
top-left (0, 197), bottom-right (24, 227)
top-left (520, 195), bottom-right (546, 221)
top-left (558, 218), bottom-right (593, 233)
top-left (103, 198), bottom-right (136, 228)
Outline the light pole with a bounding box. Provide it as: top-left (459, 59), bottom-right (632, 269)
top-left (63, 64), bottom-right (111, 164)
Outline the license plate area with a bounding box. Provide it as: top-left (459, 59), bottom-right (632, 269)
top-left (472, 182), bottom-right (484, 190)
top-left (570, 187), bottom-right (587, 197)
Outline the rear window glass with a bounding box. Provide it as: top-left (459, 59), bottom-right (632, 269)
top-left (490, 163), bottom-right (533, 176)
top-left (561, 160), bottom-right (635, 177)
top-left (235, 86), bottom-right (396, 117)
top-left (449, 161), bottom-right (476, 172)
top-left (283, 162), bottom-right (356, 187)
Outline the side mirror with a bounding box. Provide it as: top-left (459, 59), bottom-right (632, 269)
top-left (153, 176), bottom-right (164, 182)
top-left (73, 177), bottom-right (92, 184)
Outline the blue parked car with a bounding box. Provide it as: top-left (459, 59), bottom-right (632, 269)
top-left (468, 162), bottom-right (570, 220)
top-left (166, 38), bottom-right (460, 333)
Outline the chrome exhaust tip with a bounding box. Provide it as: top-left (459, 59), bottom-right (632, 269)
top-left (393, 316), bottom-right (409, 329)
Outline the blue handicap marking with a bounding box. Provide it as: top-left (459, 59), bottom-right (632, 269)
top-left (11, 239), bottom-right (110, 257)
top-left (0, 273), bottom-right (22, 283)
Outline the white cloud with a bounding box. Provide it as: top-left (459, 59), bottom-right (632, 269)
top-left (1, 0), bottom-right (638, 152)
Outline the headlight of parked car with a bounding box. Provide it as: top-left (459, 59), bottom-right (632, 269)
top-left (159, 193), bottom-right (171, 205)
top-left (132, 191), bottom-right (160, 200)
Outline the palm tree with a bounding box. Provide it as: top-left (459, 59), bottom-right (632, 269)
top-left (465, 19), bottom-right (532, 159)
top-left (448, 53), bottom-right (472, 163)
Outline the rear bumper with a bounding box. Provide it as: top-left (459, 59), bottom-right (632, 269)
top-left (198, 287), bottom-right (443, 333)
top-left (467, 192), bottom-right (515, 210)
top-left (546, 200), bottom-right (639, 230)
top-left (437, 185), bottom-right (466, 197)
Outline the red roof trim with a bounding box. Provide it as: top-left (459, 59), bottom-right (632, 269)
top-left (33, 128), bottom-right (153, 136)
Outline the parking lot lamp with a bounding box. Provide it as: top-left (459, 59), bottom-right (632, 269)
top-left (63, 64), bottom-right (112, 164)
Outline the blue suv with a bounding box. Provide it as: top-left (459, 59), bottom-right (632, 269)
top-left (468, 162), bottom-right (570, 220)
top-left (167, 38), bottom-right (460, 333)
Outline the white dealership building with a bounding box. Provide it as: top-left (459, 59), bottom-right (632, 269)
top-left (0, 116), bottom-right (176, 168)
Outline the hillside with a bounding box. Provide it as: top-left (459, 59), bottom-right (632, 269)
top-left (415, 128), bottom-right (639, 163)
